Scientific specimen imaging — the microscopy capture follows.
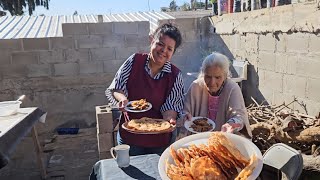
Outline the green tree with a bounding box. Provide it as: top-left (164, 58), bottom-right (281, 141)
top-left (169, 0), bottom-right (177, 11)
top-left (0, 0), bottom-right (50, 16)
top-left (180, 2), bottom-right (191, 11)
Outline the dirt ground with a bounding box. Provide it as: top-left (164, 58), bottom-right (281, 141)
top-left (0, 128), bottom-right (99, 180)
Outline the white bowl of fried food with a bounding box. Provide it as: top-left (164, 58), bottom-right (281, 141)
top-left (158, 132), bottom-right (263, 180)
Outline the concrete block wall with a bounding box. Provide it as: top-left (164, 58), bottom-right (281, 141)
top-left (0, 14), bottom-right (250, 135)
top-left (0, 21), bottom-right (150, 134)
top-left (159, 17), bottom-right (211, 91)
top-left (208, 3), bottom-right (320, 116)
top-left (95, 105), bottom-right (118, 159)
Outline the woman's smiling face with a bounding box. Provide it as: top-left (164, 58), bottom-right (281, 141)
top-left (150, 34), bottom-right (176, 67)
top-left (204, 65), bottom-right (226, 94)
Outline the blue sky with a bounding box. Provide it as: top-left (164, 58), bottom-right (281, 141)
top-left (33, 0), bottom-right (190, 16)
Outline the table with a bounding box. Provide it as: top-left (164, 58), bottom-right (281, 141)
top-left (90, 154), bottom-right (161, 180)
top-left (0, 107), bottom-right (47, 179)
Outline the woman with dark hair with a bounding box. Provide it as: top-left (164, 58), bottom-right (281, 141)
top-left (106, 23), bottom-right (184, 156)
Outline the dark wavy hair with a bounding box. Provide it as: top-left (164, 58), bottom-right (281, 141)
top-left (151, 23), bottom-right (182, 53)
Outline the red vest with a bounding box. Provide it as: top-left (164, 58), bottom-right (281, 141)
top-left (119, 53), bottom-right (179, 147)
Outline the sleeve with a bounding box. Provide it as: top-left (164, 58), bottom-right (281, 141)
top-left (105, 54), bottom-right (135, 105)
top-left (225, 84), bottom-right (247, 131)
top-left (160, 72), bottom-right (185, 117)
top-left (183, 82), bottom-right (194, 115)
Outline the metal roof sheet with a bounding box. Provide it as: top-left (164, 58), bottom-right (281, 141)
top-left (0, 11), bottom-right (175, 39)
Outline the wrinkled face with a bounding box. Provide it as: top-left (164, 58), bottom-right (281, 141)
top-left (150, 34), bottom-right (176, 67)
top-left (204, 65), bottom-right (226, 94)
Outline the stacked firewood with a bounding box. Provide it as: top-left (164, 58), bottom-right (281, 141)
top-left (247, 97), bottom-right (320, 171)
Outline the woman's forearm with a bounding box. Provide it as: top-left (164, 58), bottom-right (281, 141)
top-left (112, 90), bottom-right (127, 102)
top-left (162, 110), bottom-right (177, 120)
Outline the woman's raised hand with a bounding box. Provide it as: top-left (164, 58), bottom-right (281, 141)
top-left (118, 99), bottom-right (128, 112)
top-left (182, 112), bottom-right (192, 122)
top-left (221, 122), bottom-right (242, 133)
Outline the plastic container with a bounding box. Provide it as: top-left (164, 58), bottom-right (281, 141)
top-left (56, 128), bottom-right (79, 135)
top-left (0, 101), bottom-right (22, 116)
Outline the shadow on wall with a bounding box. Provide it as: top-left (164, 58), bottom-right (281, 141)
top-left (208, 34), bottom-right (267, 106)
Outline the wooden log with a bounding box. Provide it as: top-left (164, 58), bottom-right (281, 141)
top-left (302, 154), bottom-right (320, 172)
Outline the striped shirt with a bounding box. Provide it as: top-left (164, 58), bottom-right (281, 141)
top-left (106, 53), bottom-right (185, 116)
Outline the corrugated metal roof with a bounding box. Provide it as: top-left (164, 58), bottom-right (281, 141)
top-left (0, 11), bottom-right (175, 39)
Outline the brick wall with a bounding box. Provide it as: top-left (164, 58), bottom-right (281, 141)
top-left (209, 3), bottom-right (320, 116)
top-left (0, 18), bottom-right (205, 134)
top-left (0, 21), bottom-right (150, 133)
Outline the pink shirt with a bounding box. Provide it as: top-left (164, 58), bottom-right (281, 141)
top-left (208, 94), bottom-right (220, 120)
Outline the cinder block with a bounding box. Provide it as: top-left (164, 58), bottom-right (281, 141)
top-left (0, 39), bottom-right (22, 50)
top-left (275, 33), bottom-right (287, 52)
top-left (137, 21), bottom-right (150, 37)
top-left (54, 63), bottom-right (79, 76)
top-left (79, 62), bottom-right (104, 74)
top-left (286, 54), bottom-right (298, 75)
top-left (259, 87), bottom-right (274, 105)
top-left (301, 99), bottom-right (320, 117)
top-left (99, 151), bottom-right (112, 160)
top-left (50, 37), bottom-right (75, 49)
top-left (0, 50), bottom-right (11, 65)
top-left (76, 35), bottom-right (103, 49)
top-left (88, 23), bottom-right (113, 35)
top-left (65, 49), bottom-right (90, 62)
top-left (220, 35), bottom-right (231, 49)
top-left (283, 74), bottom-right (307, 97)
top-left (262, 71), bottom-right (283, 93)
top-left (0, 65), bottom-right (27, 78)
top-left (243, 34), bottom-right (258, 53)
top-left (259, 34), bottom-right (276, 52)
top-left (174, 18), bottom-right (197, 32)
top-left (296, 56), bottom-right (320, 79)
top-left (91, 48), bottom-right (115, 61)
top-left (103, 60), bottom-right (125, 74)
top-left (113, 22), bottom-right (139, 35)
top-left (23, 38), bottom-right (49, 50)
top-left (124, 34), bottom-right (149, 48)
top-left (39, 50), bottom-right (64, 63)
top-left (27, 64), bottom-right (51, 77)
top-left (232, 34), bottom-right (241, 50)
top-left (102, 34), bottom-right (125, 48)
top-left (309, 34), bottom-right (320, 53)
top-left (62, 23), bottom-right (89, 36)
top-left (96, 106), bottom-right (114, 134)
top-left (12, 51), bottom-right (39, 65)
top-left (306, 78), bottom-right (320, 102)
top-left (275, 53), bottom-right (287, 73)
top-left (184, 30), bottom-right (198, 42)
top-left (97, 133), bottom-right (114, 152)
top-left (258, 51), bottom-right (276, 71)
top-left (115, 47), bottom-right (137, 60)
top-left (287, 33), bottom-right (309, 53)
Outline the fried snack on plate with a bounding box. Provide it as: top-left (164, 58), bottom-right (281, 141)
top-left (190, 156), bottom-right (227, 180)
top-left (235, 155), bottom-right (258, 180)
top-left (209, 132), bottom-right (249, 167)
top-left (165, 132), bottom-right (256, 180)
top-left (130, 99), bottom-right (148, 110)
top-left (127, 117), bottom-right (171, 132)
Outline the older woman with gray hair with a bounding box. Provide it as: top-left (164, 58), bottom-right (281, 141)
top-left (183, 52), bottom-right (252, 138)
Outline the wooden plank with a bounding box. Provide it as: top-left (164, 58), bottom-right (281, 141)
top-left (31, 126), bottom-right (47, 179)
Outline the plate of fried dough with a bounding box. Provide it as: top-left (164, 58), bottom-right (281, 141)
top-left (158, 132), bottom-right (263, 180)
top-left (124, 99), bottom-right (152, 113)
top-left (122, 117), bottom-right (176, 134)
